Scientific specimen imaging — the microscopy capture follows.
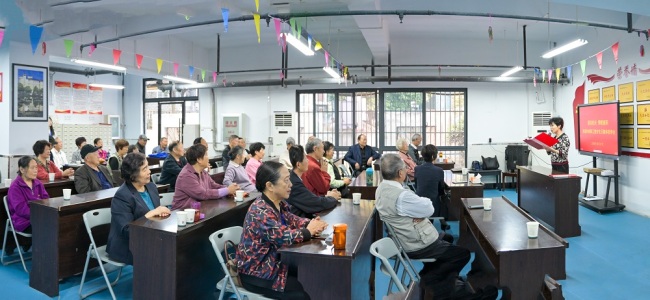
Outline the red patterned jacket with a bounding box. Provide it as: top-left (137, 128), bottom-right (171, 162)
top-left (236, 194), bottom-right (311, 292)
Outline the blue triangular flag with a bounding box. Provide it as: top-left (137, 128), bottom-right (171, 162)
top-left (222, 8), bottom-right (229, 32)
top-left (29, 25), bottom-right (44, 54)
top-left (189, 66), bottom-right (194, 78)
top-left (566, 65), bottom-right (572, 79)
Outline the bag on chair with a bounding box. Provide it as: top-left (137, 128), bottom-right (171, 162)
top-left (481, 156), bottom-right (500, 170)
top-left (223, 240), bottom-right (242, 286)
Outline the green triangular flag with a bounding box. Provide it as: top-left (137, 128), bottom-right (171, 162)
top-left (580, 60), bottom-right (586, 76)
top-left (297, 22), bottom-right (302, 39)
top-left (64, 39), bottom-right (74, 58)
top-left (542, 69), bottom-right (546, 82)
top-left (201, 69), bottom-right (206, 82)
top-left (290, 18), bottom-right (296, 36)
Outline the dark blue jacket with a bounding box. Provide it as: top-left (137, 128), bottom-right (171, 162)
top-left (343, 144), bottom-right (381, 170)
top-left (106, 181), bottom-right (161, 265)
top-left (286, 171), bottom-right (338, 218)
top-left (159, 155), bottom-right (187, 191)
top-left (414, 162), bottom-right (445, 216)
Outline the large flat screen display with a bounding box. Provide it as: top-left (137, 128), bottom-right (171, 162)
top-left (577, 102), bottom-right (620, 159)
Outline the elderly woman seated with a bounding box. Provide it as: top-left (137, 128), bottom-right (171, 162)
top-left (106, 153), bottom-right (170, 265)
top-left (236, 161), bottom-right (328, 300)
top-left (396, 137), bottom-right (416, 181)
top-left (223, 146), bottom-right (256, 192)
top-left (7, 156), bottom-right (50, 235)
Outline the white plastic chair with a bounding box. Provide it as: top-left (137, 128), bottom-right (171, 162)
top-left (1, 196), bottom-right (32, 273)
top-left (151, 173), bottom-right (161, 184)
top-left (383, 221), bottom-right (437, 293)
top-left (79, 208), bottom-right (125, 300)
top-left (159, 192), bottom-right (174, 207)
top-left (208, 226), bottom-right (271, 300)
top-left (370, 237), bottom-right (417, 294)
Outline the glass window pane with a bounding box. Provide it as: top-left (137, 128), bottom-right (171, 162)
top-left (314, 93), bottom-right (336, 144)
top-left (355, 91), bottom-right (378, 148)
top-left (144, 103), bottom-right (159, 153)
top-left (425, 91), bottom-right (465, 147)
top-left (185, 101), bottom-right (200, 125)
top-left (158, 103), bottom-right (183, 153)
top-left (338, 93), bottom-right (354, 147)
top-left (299, 93), bottom-right (314, 145)
top-left (383, 92), bottom-right (423, 149)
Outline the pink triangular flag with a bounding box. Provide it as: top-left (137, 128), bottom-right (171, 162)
top-left (533, 74), bottom-right (537, 87)
top-left (0, 29), bottom-right (5, 48)
top-left (596, 51), bottom-right (603, 69)
top-left (212, 72), bottom-right (217, 82)
top-left (612, 42), bottom-right (619, 64)
top-left (274, 19), bottom-right (282, 43)
top-left (281, 34), bottom-right (287, 53)
top-left (325, 51), bottom-right (329, 66)
top-left (173, 63), bottom-right (179, 76)
top-left (89, 44), bottom-right (96, 56)
top-left (135, 54), bottom-right (143, 69)
top-left (112, 49), bottom-right (122, 65)
top-left (547, 69), bottom-right (552, 83)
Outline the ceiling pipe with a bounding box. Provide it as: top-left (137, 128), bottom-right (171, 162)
top-left (78, 10), bottom-right (646, 50)
top-left (523, 25), bottom-right (528, 70)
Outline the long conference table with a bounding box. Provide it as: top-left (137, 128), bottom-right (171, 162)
top-left (29, 184), bottom-right (170, 297)
top-left (458, 197), bottom-right (567, 299)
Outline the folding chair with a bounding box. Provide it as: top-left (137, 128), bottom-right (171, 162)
top-left (383, 222), bottom-right (437, 293)
top-left (209, 226), bottom-right (271, 300)
top-left (79, 208), bottom-right (125, 300)
top-left (370, 237), bottom-right (418, 294)
top-left (159, 192), bottom-right (174, 208)
top-left (1, 196), bottom-right (32, 273)
top-left (151, 173), bottom-right (161, 184)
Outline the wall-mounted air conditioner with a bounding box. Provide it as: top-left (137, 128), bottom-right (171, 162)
top-left (531, 111), bottom-right (552, 136)
top-left (271, 112), bottom-right (297, 157)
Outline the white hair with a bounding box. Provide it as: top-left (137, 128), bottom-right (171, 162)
top-left (396, 137), bottom-right (409, 150)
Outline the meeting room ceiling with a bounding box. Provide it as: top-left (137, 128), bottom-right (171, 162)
top-left (7, 0), bottom-right (650, 61)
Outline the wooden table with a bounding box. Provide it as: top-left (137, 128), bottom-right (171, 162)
top-left (348, 171), bottom-right (377, 200)
top-left (29, 184), bottom-right (169, 297)
top-left (459, 197), bottom-right (567, 299)
top-left (517, 166), bottom-right (581, 238)
top-left (279, 199), bottom-right (376, 300)
top-left (129, 192), bottom-right (259, 300)
top-left (434, 161), bottom-right (455, 170)
top-left (1, 179), bottom-right (77, 249)
top-left (444, 171), bottom-right (484, 221)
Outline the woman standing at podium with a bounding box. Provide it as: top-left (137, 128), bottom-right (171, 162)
top-left (547, 117), bottom-right (570, 174)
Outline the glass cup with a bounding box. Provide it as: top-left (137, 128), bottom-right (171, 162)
top-left (235, 190), bottom-right (245, 201)
top-left (176, 211), bottom-right (187, 227)
top-left (333, 223), bottom-right (348, 250)
top-left (185, 209), bottom-right (196, 223)
top-left (352, 193), bottom-right (361, 205)
top-left (483, 198), bottom-right (492, 211)
top-left (527, 221), bottom-right (540, 239)
top-left (63, 189), bottom-right (72, 200)
top-left (191, 202), bottom-right (201, 219)
top-left (48, 173), bottom-right (55, 182)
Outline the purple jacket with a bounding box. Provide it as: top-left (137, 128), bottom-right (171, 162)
top-left (171, 164), bottom-right (229, 210)
top-left (7, 176), bottom-right (49, 232)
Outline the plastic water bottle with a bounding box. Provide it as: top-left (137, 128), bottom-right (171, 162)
top-left (366, 168), bottom-right (374, 186)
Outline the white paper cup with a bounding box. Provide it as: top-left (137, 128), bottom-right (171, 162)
top-left (527, 221), bottom-right (540, 239)
top-left (4, 178), bottom-right (11, 188)
top-left (48, 173), bottom-right (55, 182)
top-left (352, 193), bottom-right (361, 205)
top-left (63, 189), bottom-right (72, 200)
top-left (76, 161), bottom-right (81, 165)
top-left (176, 211), bottom-right (187, 227)
top-left (235, 190), bottom-right (245, 201)
top-left (461, 168), bottom-right (468, 175)
top-left (185, 209), bottom-right (196, 223)
top-left (483, 198), bottom-right (492, 211)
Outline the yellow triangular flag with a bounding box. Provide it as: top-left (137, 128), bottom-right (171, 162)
top-left (255, 0), bottom-right (259, 12)
top-left (556, 68), bottom-right (560, 83)
top-left (254, 14), bottom-right (261, 43)
top-left (314, 41), bottom-right (322, 51)
top-left (156, 58), bottom-right (163, 74)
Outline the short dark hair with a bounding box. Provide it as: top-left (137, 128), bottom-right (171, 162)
top-left (17, 156), bottom-right (36, 175)
top-left (289, 145), bottom-right (306, 170)
top-left (229, 135), bottom-right (240, 142)
top-left (168, 140), bottom-right (180, 152)
top-left (323, 141), bottom-right (334, 152)
top-left (127, 145), bottom-right (138, 153)
top-left (75, 137), bottom-right (87, 147)
top-left (115, 139), bottom-right (129, 152)
top-left (93, 138), bottom-right (102, 145)
top-left (193, 137), bottom-right (203, 145)
top-left (186, 144), bottom-right (208, 165)
top-left (549, 117), bottom-right (564, 130)
top-left (229, 145), bottom-right (244, 161)
top-left (255, 161), bottom-right (285, 193)
top-left (357, 134), bottom-right (365, 141)
top-left (121, 153), bottom-right (147, 183)
top-left (421, 144), bottom-right (438, 162)
top-left (160, 137), bottom-right (168, 143)
top-left (33, 140), bottom-right (51, 156)
top-left (249, 142), bottom-right (265, 157)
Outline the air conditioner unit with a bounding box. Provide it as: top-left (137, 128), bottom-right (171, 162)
top-left (271, 112), bottom-right (297, 157)
top-left (531, 111), bottom-right (552, 136)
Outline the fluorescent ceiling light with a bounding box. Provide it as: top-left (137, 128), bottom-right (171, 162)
top-left (71, 59), bottom-right (127, 72)
top-left (500, 66), bottom-right (524, 77)
top-left (284, 33), bottom-right (314, 56)
top-left (542, 39), bottom-right (588, 59)
top-left (89, 83), bottom-right (125, 90)
top-left (163, 75), bottom-right (198, 84)
top-left (323, 66), bottom-right (341, 79)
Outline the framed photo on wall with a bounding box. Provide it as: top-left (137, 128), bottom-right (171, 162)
top-left (12, 63), bottom-right (48, 121)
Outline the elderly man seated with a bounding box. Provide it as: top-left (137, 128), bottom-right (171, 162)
top-left (375, 153), bottom-right (496, 299)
